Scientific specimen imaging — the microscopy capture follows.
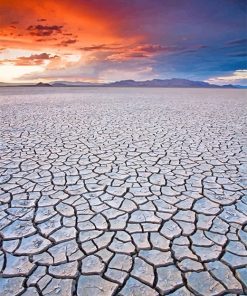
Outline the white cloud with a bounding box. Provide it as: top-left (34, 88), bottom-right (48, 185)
top-left (17, 50), bottom-right (156, 82)
top-left (206, 70), bottom-right (247, 85)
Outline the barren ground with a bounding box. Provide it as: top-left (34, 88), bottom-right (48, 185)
top-left (0, 87), bottom-right (246, 295)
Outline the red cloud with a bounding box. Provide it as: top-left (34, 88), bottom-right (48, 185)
top-left (135, 44), bottom-right (182, 53)
top-left (80, 44), bottom-right (123, 51)
top-left (98, 43), bottom-right (186, 61)
top-left (27, 25), bottom-right (63, 36)
top-left (60, 39), bottom-right (77, 46)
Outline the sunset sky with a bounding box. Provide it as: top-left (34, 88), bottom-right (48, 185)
top-left (0, 0), bottom-right (246, 84)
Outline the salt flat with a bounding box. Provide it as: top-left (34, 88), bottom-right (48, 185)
top-left (0, 87), bottom-right (246, 295)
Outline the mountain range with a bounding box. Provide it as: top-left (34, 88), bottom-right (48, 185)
top-left (0, 78), bottom-right (246, 88)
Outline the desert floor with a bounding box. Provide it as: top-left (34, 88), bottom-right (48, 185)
top-left (0, 87), bottom-right (246, 295)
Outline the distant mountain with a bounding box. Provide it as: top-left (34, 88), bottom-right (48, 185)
top-left (107, 78), bottom-right (235, 88)
top-left (48, 78), bottom-right (239, 88)
top-left (0, 78), bottom-right (246, 88)
top-left (36, 82), bottom-right (52, 87)
top-left (50, 81), bottom-right (99, 87)
top-left (232, 85), bottom-right (247, 89)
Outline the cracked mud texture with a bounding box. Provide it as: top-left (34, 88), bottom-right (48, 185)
top-left (0, 87), bottom-right (246, 296)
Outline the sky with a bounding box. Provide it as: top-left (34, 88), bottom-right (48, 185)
top-left (0, 0), bottom-right (246, 84)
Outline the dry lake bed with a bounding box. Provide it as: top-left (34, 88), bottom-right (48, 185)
top-left (0, 87), bottom-right (246, 296)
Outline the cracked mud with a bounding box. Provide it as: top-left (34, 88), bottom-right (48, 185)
top-left (0, 88), bottom-right (246, 296)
